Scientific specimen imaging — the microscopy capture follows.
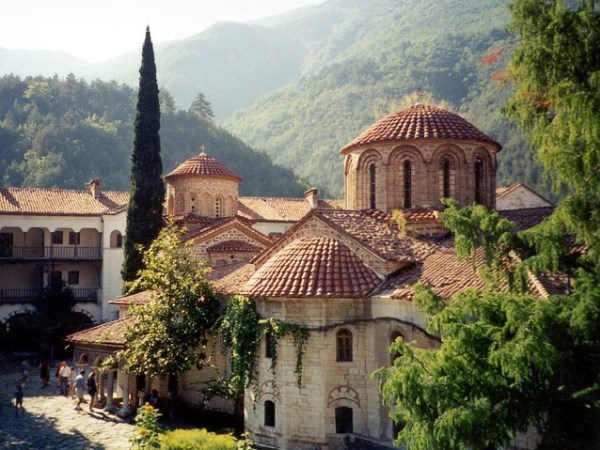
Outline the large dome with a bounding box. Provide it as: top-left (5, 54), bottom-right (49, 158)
top-left (341, 104), bottom-right (501, 154)
top-left (164, 151), bottom-right (241, 182)
top-left (242, 237), bottom-right (381, 298)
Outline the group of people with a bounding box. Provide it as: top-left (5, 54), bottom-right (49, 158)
top-left (13, 359), bottom-right (98, 417)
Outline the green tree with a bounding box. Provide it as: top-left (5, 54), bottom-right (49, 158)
top-left (375, 1), bottom-right (600, 448)
top-left (120, 222), bottom-right (218, 378)
top-left (188, 91), bottom-right (214, 120)
top-left (122, 26), bottom-right (166, 288)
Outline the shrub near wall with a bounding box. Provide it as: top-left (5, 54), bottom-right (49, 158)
top-left (159, 429), bottom-right (238, 450)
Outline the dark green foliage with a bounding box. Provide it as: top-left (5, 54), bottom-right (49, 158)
top-left (122, 27), bottom-right (165, 286)
top-left (0, 74), bottom-right (307, 196)
top-left (376, 3), bottom-right (600, 448)
top-left (121, 222), bottom-right (219, 378)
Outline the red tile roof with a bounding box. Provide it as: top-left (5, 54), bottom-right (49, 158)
top-left (109, 290), bottom-right (153, 306)
top-left (314, 209), bottom-right (417, 263)
top-left (66, 317), bottom-right (133, 349)
top-left (0, 187), bottom-right (128, 216)
top-left (164, 152), bottom-right (241, 182)
top-left (384, 247), bottom-right (487, 301)
top-left (237, 197), bottom-right (343, 221)
top-left (498, 207), bottom-right (554, 232)
top-left (341, 104), bottom-right (501, 154)
top-left (242, 237), bottom-right (381, 298)
top-left (207, 240), bottom-right (262, 253)
top-left (210, 262), bottom-right (255, 294)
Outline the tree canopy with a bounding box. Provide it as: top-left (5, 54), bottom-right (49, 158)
top-left (121, 27), bottom-right (165, 286)
top-left (120, 221), bottom-right (218, 378)
top-left (375, 1), bottom-right (600, 448)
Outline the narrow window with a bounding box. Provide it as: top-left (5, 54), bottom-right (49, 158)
top-left (215, 197), bottom-right (223, 217)
top-left (335, 406), bottom-right (353, 433)
top-left (116, 233), bottom-right (123, 248)
top-left (336, 329), bottom-right (352, 362)
top-left (442, 158), bottom-right (451, 198)
top-left (264, 400), bottom-right (275, 427)
top-left (69, 231), bottom-right (80, 245)
top-left (475, 157), bottom-right (484, 204)
top-left (369, 164), bottom-right (376, 210)
top-left (265, 332), bottom-right (274, 358)
top-left (68, 271), bottom-right (80, 285)
top-left (51, 231), bottom-right (63, 245)
top-left (403, 160), bottom-right (412, 208)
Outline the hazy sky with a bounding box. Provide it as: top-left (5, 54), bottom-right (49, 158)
top-left (0, 0), bottom-right (325, 62)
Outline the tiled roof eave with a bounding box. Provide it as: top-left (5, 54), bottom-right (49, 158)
top-left (164, 173), bottom-right (241, 183)
top-left (341, 137), bottom-right (501, 155)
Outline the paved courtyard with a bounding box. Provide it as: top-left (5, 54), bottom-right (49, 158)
top-left (0, 359), bottom-right (134, 450)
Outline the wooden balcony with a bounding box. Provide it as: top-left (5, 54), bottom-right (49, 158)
top-left (0, 288), bottom-right (99, 304)
top-left (0, 246), bottom-right (101, 260)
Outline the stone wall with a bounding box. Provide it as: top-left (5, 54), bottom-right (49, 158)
top-left (166, 177), bottom-right (238, 217)
top-left (344, 141), bottom-right (497, 212)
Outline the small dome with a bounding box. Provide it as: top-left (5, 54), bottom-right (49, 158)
top-left (164, 152), bottom-right (241, 182)
top-left (242, 237), bottom-right (381, 298)
top-left (341, 104), bottom-right (501, 154)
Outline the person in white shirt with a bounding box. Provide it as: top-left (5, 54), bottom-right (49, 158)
top-left (58, 361), bottom-right (70, 397)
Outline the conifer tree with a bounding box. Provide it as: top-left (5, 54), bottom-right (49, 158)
top-left (122, 26), bottom-right (165, 289)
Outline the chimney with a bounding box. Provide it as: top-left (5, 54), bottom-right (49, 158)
top-left (89, 178), bottom-right (101, 199)
top-left (305, 188), bottom-right (319, 209)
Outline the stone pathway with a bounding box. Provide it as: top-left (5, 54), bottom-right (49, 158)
top-left (0, 359), bottom-right (135, 450)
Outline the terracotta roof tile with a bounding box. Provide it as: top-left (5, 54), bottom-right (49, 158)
top-left (66, 317), bottom-right (133, 348)
top-left (498, 207), bottom-right (554, 232)
top-left (0, 187), bottom-right (128, 216)
top-left (242, 237), bottom-right (381, 298)
top-left (341, 104), bottom-right (501, 154)
top-left (237, 197), bottom-right (342, 221)
top-left (314, 209), bottom-right (416, 263)
top-left (109, 290), bottom-right (153, 306)
top-left (384, 247), bottom-right (487, 301)
top-left (164, 153), bottom-right (241, 182)
top-left (211, 262), bottom-right (256, 295)
top-left (207, 240), bottom-right (262, 253)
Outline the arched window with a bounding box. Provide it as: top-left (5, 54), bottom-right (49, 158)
top-left (403, 159), bottom-right (412, 209)
top-left (110, 231), bottom-right (123, 248)
top-left (442, 157), bottom-right (451, 199)
top-left (264, 400), bottom-right (275, 427)
top-left (369, 164), bottom-right (376, 210)
top-left (474, 157), bottom-right (484, 204)
top-left (337, 329), bottom-right (352, 362)
top-left (335, 406), bottom-right (353, 433)
top-left (215, 196), bottom-right (223, 218)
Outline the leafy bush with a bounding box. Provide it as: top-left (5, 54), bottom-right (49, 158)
top-left (158, 428), bottom-right (240, 450)
top-left (131, 404), bottom-right (163, 449)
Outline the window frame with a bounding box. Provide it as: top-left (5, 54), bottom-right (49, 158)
top-left (67, 270), bottom-right (80, 286)
top-left (403, 159), bottom-right (412, 209)
top-left (336, 329), bottom-right (353, 362)
top-left (51, 231), bottom-right (63, 245)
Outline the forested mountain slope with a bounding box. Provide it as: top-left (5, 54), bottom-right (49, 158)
top-left (0, 0), bottom-right (548, 199)
top-left (0, 74), bottom-right (307, 196)
top-left (225, 0), bottom-right (546, 198)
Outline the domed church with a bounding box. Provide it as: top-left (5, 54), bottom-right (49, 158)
top-left (67, 104), bottom-right (549, 450)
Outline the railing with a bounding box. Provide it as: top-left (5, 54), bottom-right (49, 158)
top-left (0, 246), bottom-right (101, 260)
top-left (0, 288), bottom-right (99, 304)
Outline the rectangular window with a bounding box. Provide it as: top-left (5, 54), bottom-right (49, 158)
top-left (69, 231), bottom-right (80, 245)
top-left (264, 400), bottom-right (275, 427)
top-left (265, 332), bottom-right (274, 358)
top-left (335, 406), bottom-right (353, 433)
top-left (68, 271), bottom-right (79, 285)
top-left (51, 231), bottom-right (63, 245)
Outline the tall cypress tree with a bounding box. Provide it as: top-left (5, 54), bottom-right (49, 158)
top-left (122, 26), bottom-right (165, 290)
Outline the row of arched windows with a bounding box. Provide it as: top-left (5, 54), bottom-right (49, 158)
top-left (366, 155), bottom-right (488, 209)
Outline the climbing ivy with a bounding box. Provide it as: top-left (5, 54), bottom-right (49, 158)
top-left (202, 295), bottom-right (308, 406)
